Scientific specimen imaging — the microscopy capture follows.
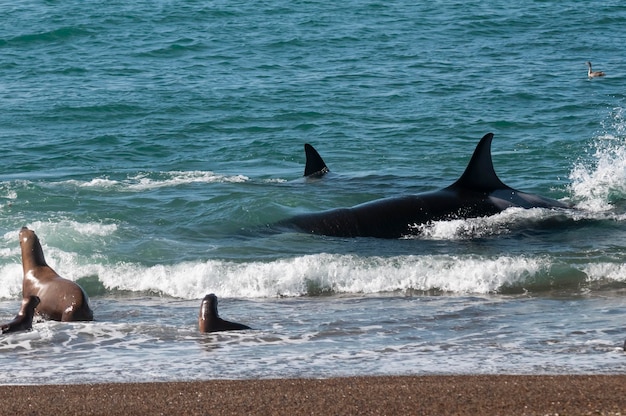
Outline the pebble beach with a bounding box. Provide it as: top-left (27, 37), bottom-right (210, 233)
top-left (3, 376), bottom-right (625, 415)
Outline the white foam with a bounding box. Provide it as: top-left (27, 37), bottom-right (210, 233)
top-left (0, 327), bottom-right (45, 351)
top-left (78, 177), bottom-right (120, 188)
top-left (412, 207), bottom-right (551, 239)
top-left (126, 171), bottom-right (249, 190)
top-left (582, 262), bottom-right (626, 283)
top-left (0, 263), bottom-right (23, 299)
top-left (2, 220), bottom-right (118, 240)
top-left (54, 171), bottom-right (249, 191)
top-left (0, 183), bottom-right (19, 209)
top-left (86, 253), bottom-right (550, 298)
top-left (7, 242), bottom-right (617, 299)
top-left (2, 190), bottom-right (17, 200)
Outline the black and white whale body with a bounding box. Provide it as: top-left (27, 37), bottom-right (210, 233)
top-left (280, 133), bottom-right (571, 239)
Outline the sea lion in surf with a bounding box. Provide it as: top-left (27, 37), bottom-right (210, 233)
top-left (198, 293), bottom-right (250, 333)
top-left (1, 295), bottom-right (40, 334)
top-left (19, 227), bottom-right (94, 322)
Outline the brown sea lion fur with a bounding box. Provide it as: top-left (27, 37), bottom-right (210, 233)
top-left (20, 227), bottom-right (93, 322)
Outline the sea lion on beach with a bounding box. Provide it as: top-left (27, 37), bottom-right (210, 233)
top-left (19, 227), bottom-right (93, 322)
top-left (198, 294), bottom-right (250, 333)
top-left (1, 295), bottom-right (40, 334)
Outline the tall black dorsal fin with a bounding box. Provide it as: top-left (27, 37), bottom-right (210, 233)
top-left (304, 143), bottom-right (329, 177)
top-left (448, 133), bottom-right (509, 192)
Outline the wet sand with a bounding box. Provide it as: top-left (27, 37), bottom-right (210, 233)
top-left (2, 375), bottom-right (625, 415)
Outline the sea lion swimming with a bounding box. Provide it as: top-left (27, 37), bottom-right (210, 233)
top-left (198, 294), bottom-right (250, 333)
top-left (1, 295), bottom-right (40, 334)
top-left (19, 227), bottom-right (93, 322)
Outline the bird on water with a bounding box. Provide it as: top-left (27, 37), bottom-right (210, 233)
top-left (586, 61), bottom-right (605, 78)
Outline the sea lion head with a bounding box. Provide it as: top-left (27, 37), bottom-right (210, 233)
top-left (200, 293), bottom-right (219, 320)
top-left (19, 227), bottom-right (48, 269)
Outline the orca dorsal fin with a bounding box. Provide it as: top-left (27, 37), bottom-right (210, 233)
top-left (448, 133), bottom-right (509, 192)
top-left (304, 143), bottom-right (330, 177)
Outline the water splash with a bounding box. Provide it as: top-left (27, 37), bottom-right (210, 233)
top-left (412, 207), bottom-right (560, 240)
top-left (569, 107), bottom-right (626, 211)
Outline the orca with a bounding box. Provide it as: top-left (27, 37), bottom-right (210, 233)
top-left (280, 133), bottom-right (571, 238)
top-left (303, 143), bottom-right (330, 178)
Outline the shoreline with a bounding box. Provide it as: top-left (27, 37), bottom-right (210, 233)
top-left (2, 375), bottom-right (625, 415)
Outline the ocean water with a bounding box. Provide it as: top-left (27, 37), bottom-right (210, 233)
top-left (0, 1), bottom-right (625, 384)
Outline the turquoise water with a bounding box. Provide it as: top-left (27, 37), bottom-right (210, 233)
top-left (0, 1), bottom-right (625, 383)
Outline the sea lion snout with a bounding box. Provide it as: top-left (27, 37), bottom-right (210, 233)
top-left (19, 226), bottom-right (34, 243)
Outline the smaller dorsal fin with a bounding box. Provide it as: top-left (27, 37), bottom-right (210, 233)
top-left (448, 133), bottom-right (509, 192)
top-left (304, 143), bottom-right (329, 177)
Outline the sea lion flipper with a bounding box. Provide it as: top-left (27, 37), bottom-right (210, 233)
top-left (0, 295), bottom-right (40, 334)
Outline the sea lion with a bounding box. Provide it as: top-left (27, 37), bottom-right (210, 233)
top-left (1, 295), bottom-right (40, 334)
top-left (198, 294), bottom-right (250, 333)
top-left (19, 227), bottom-right (94, 322)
